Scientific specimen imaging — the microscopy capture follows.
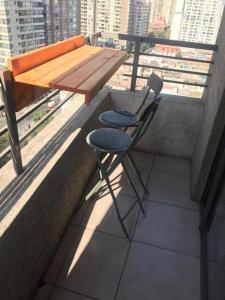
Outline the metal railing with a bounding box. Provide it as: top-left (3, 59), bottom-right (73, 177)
top-left (0, 87), bottom-right (76, 173)
top-left (91, 32), bottom-right (218, 91)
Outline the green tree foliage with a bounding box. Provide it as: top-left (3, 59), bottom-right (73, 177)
top-left (148, 30), bottom-right (169, 39)
top-left (32, 111), bottom-right (47, 122)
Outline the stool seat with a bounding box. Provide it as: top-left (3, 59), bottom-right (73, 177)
top-left (99, 110), bottom-right (138, 127)
top-left (87, 128), bottom-right (132, 153)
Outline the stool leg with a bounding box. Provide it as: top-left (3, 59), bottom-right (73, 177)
top-left (127, 152), bottom-right (149, 195)
top-left (85, 178), bottom-right (104, 201)
top-left (96, 151), bottom-right (130, 239)
top-left (121, 161), bottom-right (146, 216)
top-left (84, 154), bottom-right (115, 201)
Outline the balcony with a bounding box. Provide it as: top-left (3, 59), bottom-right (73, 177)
top-left (1, 15), bottom-right (225, 300)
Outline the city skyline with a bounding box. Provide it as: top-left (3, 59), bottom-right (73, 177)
top-left (0, 0), bottom-right (223, 66)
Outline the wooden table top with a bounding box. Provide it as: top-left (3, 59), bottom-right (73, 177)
top-left (14, 45), bottom-right (128, 103)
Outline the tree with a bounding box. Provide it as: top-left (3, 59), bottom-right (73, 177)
top-left (148, 32), bottom-right (155, 38)
top-left (32, 111), bottom-right (47, 122)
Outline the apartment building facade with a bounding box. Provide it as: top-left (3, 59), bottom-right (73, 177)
top-left (80, 0), bottom-right (121, 36)
top-left (149, 0), bottom-right (176, 31)
top-left (0, 0), bottom-right (45, 65)
top-left (170, 0), bottom-right (223, 44)
top-left (80, 0), bottom-right (150, 37)
top-left (44, 0), bottom-right (80, 44)
top-left (127, 0), bottom-right (150, 36)
top-left (80, 0), bottom-right (95, 36)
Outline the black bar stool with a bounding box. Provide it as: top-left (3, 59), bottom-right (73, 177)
top-left (86, 97), bottom-right (161, 238)
top-left (98, 73), bottom-right (163, 195)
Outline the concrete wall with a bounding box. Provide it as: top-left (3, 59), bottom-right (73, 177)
top-left (191, 11), bottom-right (225, 201)
top-left (110, 90), bottom-right (204, 159)
top-left (0, 91), bottom-right (110, 300)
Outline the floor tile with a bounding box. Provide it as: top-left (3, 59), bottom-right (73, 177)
top-left (147, 171), bottom-right (198, 210)
top-left (208, 262), bottom-right (225, 300)
top-left (208, 216), bottom-right (225, 265)
top-left (80, 193), bottom-right (140, 238)
top-left (107, 163), bottom-right (149, 198)
top-left (57, 228), bottom-right (129, 300)
top-left (134, 201), bottom-right (200, 256)
top-left (116, 242), bottom-right (200, 300)
top-left (49, 287), bottom-right (94, 300)
top-left (152, 155), bottom-right (190, 177)
top-left (130, 150), bottom-right (154, 170)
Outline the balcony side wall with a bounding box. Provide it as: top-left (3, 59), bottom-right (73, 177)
top-left (110, 90), bottom-right (203, 159)
top-left (192, 11), bottom-right (225, 201)
top-left (0, 93), bottom-right (110, 300)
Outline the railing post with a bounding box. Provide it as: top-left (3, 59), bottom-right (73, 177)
top-left (0, 68), bottom-right (23, 174)
top-left (89, 32), bottom-right (102, 46)
top-left (130, 37), bottom-right (141, 91)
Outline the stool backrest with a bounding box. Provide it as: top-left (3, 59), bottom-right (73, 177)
top-left (147, 73), bottom-right (163, 98)
top-left (136, 73), bottom-right (163, 115)
top-left (131, 96), bottom-right (161, 146)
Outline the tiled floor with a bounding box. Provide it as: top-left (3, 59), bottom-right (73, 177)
top-left (36, 151), bottom-right (203, 300)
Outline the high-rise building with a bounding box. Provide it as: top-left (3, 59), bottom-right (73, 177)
top-left (123, 0), bottom-right (150, 36)
top-left (0, 1), bottom-right (45, 65)
top-left (170, 0), bottom-right (223, 44)
top-left (80, 0), bottom-right (121, 36)
top-left (80, 0), bottom-right (150, 37)
top-left (44, 0), bottom-right (80, 44)
top-left (149, 0), bottom-right (176, 31)
top-left (80, 0), bottom-right (95, 36)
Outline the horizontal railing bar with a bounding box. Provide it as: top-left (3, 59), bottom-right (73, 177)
top-left (101, 32), bottom-right (217, 51)
top-left (117, 33), bottom-right (218, 51)
top-left (123, 73), bottom-right (207, 87)
top-left (0, 90), bottom-right (60, 137)
top-left (0, 124), bottom-right (7, 136)
top-left (136, 52), bottom-right (214, 64)
top-left (19, 92), bottom-right (75, 143)
top-left (101, 32), bottom-right (120, 40)
top-left (16, 90), bottom-right (60, 124)
top-left (123, 62), bottom-right (210, 76)
top-left (0, 92), bottom-right (75, 161)
top-left (0, 144), bottom-right (10, 162)
top-left (162, 79), bottom-right (207, 87)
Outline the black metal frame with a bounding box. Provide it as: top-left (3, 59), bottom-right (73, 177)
top-left (123, 74), bottom-right (208, 88)
top-left (92, 32), bottom-right (217, 91)
top-left (199, 125), bottom-right (225, 300)
top-left (1, 70), bottom-right (23, 174)
top-left (86, 98), bottom-right (160, 238)
top-left (95, 150), bottom-right (146, 238)
top-left (0, 69), bottom-right (76, 174)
